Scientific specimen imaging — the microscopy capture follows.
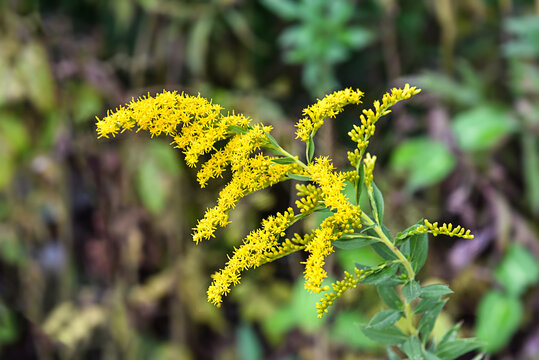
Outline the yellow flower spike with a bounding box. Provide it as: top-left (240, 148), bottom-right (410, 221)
top-left (303, 221), bottom-right (338, 292)
top-left (207, 208), bottom-right (296, 306)
top-left (415, 219), bottom-right (474, 239)
top-left (295, 88), bottom-right (364, 142)
top-left (348, 84), bottom-right (421, 157)
top-left (316, 268), bottom-right (365, 318)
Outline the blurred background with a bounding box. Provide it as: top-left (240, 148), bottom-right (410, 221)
top-left (0, 0), bottom-right (538, 359)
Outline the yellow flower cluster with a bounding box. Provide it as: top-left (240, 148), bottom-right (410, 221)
top-left (94, 90), bottom-right (305, 245)
top-left (295, 158), bottom-right (363, 292)
top-left (295, 88), bottom-right (364, 142)
top-left (347, 84), bottom-right (421, 163)
top-left (295, 184), bottom-right (323, 214)
top-left (207, 208), bottom-right (295, 306)
top-left (303, 220), bottom-right (339, 292)
top-left (193, 154), bottom-right (303, 243)
top-left (96, 86), bottom-right (426, 309)
top-left (308, 158), bottom-right (362, 230)
top-left (315, 268), bottom-right (365, 318)
top-left (96, 91), bottom-right (235, 167)
top-left (363, 153), bottom-right (377, 191)
top-left (416, 220), bottom-right (474, 239)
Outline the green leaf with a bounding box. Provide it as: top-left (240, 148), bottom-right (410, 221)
top-left (0, 114), bottom-right (29, 154)
top-left (330, 310), bottom-right (379, 350)
top-left (417, 72), bottom-right (482, 107)
top-left (371, 182), bottom-right (384, 224)
top-left (361, 264), bottom-right (398, 285)
top-left (228, 125), bottom-right (249, 135)
top-left (333, 235), bottom-right (377, 250)
top-left (438, 322), bottom-right (462, 347)
top-left (418, 299), bottom-right (447, 342)
top-left (262, 277), bottom-right (330, 339)
top-left (337, 247), bottom-right (383, 271)
top-left (367, 309), bottom-right (403, 329)
top-left (494, 244), bottom-right (539, 297)
top-left (387, 347), bottom-right (401, 360)
top-left (523, 132), bottom-right (539, 215)
top-left (390, 137), bottom-right (456, 191)
top-left (287, 174), bottom-right (310, 181)
top-left (0, 301), bottom-right (18, 344)
top-left (361, 325), bottom-right (407, 345)
top-left (395, 219), bottom-right (424, 244)
top-left (402, 336), bottom-right (423, 360)
top-left (422, 350), bottom-right (443, 360)
top-left (355, 163), bottom-right (365, 206)
top-left (377, 285), bottom-right (403, 310)
top-left (414, 298), bottom-right (441, 315)
top-left (149, 141), bottom-right (182, 176)
top-left (260, 0), bottom-right (299, 20)
top-left (403, 280), bottom-right (422, 303)
top-left (475, 291), bottom-right (523, 353)
top-left (71, 84), bottom-right (102, 124)
top-left (237, 323), bottom-right (262, 360)
top-left (271, 157), bottom-right (297, 165)
top-left (0, 154), bottom-right (14, 191)
top-left (18, 42), bottom-right (56, 112)
top-left (307, 136), bottom-right (315, 162)
top-left (186, 16), bottom-right (212, 78)
top-left (369, 242), bottom-right (398, 261)
top-left (421, 284), bottom-right (453, 299)
top-left (452, 106), bottom-right (516, 152)
top-left (401, 233), bottom-right (429, 273)
top-left (262, 129), bottom-right (280, 148)
top-left (136, 160), bottom-right (166, 214)
top-left (435, 339), bottom-right (482, 359)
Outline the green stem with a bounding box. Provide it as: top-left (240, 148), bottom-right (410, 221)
top-left (274, 145), bottom-right (309, 171)
top-left (360, 212), bottom-right (415, 280)
top-left (403, 300), bottom-right (418, 336)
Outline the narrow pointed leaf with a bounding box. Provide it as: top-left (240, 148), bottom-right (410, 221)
top-left (435, 339), bottom-right (482, 359)
top-left (355, 164), bottom-right (365, 205)
top-left (287, 174), bottom-right (310, 181)
top-left (307, 136), bottom-right (315, 162)
top-left (402, 336), bottom-right (423, 360)
top-left (333, 236), bottom-right (377, 250)
top-left (418, 299), bottom-right (447, 341)
top-left (421, 284), bottom-right (453, 299)
top-left (367, 309), bottom-right (403, 329)
top-left (228, 125), bottom-right (249, 134)
top-left (360, 325), bottom-right (407, 345)
top-left (438, 322), bottom-right (462, 347)
top-left (403, 280), bottom-right (422, 303)
top-left (377, 286), bottom-right (403, 310)
top-left (371, 182), bottom-right (385, 224)
top-left (361, 264), bottom-right (398, 285)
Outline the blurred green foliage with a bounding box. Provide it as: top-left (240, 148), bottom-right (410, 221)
top-left (261, 0), bottom-right (373, 95)
top-left (0, 0), bottom-right (538, 358)
top-left (476, 244), bottom-right (539, 353)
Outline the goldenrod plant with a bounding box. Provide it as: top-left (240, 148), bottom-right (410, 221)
top-left (96, 85), bottom-right (481, 359)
